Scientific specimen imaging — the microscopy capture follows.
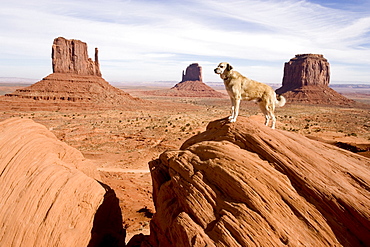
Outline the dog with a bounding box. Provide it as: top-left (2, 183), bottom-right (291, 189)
top-left (214, 62), bottom-right (286, 129)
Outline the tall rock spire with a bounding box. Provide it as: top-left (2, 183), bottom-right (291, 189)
top-left (52, 37), bottom-right (102, 76)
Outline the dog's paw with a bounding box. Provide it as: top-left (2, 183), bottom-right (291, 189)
top-left (229, 118), bottom-right (236, 123)
top-left (228, 116), bottom-right (234, 120)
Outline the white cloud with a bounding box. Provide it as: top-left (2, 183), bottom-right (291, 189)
top-left (1, 0), bottom-right (370, 83)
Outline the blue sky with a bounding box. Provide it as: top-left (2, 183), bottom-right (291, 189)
top-left (1, 0), bottom-right (370, 84)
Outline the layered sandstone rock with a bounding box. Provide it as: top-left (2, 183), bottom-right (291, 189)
top-left (52, 37), bottom-right (101, 76)
top-left (181, 63), bottom-right (202, 82)
top-left (146, 63), bottom-right (225, 98)
top-left (169, 79), bottom-right (226, 97)
top-left (0, 118), bottom-right (125, 247)
top-left (5, 73), bottom-right (142, 108)
top-left (278, 54), bottom-right (330, 92)
top-left (280, 85), bottom-right (354, 105)
top-left (276, 54), bottom-right (354, 105)
top-left (146, 117), bottom-right (370, 247)
top-left (1, 37), bottom-right (144, 110)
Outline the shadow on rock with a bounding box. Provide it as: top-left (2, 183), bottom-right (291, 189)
top-left (88, 182), bottom-right (125, 247)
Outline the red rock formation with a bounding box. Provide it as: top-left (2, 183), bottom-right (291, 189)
top-left (5, 73), bottom-right (142, 108)
top-left (168, 80), bottom-right (226, 97)
top-left (280, 85), bottom-right (354, 105)
top-left (276, 54), bottom-right (354, 105)
top-left (145, 117), bottom-right (370, 247)
top-left (52, 37), bottom-right (102, 76)
top-left (182, 63), bottom-right (202, 82)
top-left (145, 63), bottom-right (226, 98)
top-left (278, 54), bottom-right (330, 92)
top-left (145, 81), bottom-right (225, 97)
top-left (1, 37), bottom-right (145, 109)
top-left (0, 118), bottom-right (125, 247)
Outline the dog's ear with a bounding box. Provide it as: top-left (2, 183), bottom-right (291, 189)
top-left (226, 64), bottom-right (233, 71)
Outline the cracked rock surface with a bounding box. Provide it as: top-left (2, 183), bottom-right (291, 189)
top-left (147, 117), bottom-right (370, 247)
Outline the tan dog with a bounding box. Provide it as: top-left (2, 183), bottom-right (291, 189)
top-left (214, 62), bottom-right (286, 129)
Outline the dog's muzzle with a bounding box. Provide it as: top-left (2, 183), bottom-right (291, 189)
top-left (214, 68), bottom-right (220, 74)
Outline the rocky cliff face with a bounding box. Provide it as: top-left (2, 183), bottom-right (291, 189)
top-left (276, 54), bottom-right (354, 105)
top-left (182, 63), bottom-right (202, 82)
top-left (0, 118), bottom-right (125, 247)
top-left (278, 54), bottom-right (330, 92)
top-left (52, 37), bottom-right (102, 76)
top-left (145, 117), bottom-right (370, 247)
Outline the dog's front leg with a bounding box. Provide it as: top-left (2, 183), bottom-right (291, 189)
top-left (229, 98), bottom-right (240, 123)
top-left (228, 98), bottom-right (235, 121)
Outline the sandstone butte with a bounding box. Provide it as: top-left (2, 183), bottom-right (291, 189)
top-left (276, 54), bottom-right (354, 106)
top-left (0, 118), bottom-right (125, 247)
top-left (141, 117), bottom-right (370, 247)
top-left (1, 37), bottom-right (144, 110)
top-left (147, 63), bottom-right (226, 98)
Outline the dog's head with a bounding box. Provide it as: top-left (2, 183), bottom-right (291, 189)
top-left (214, 62), bottom-right (233, 77)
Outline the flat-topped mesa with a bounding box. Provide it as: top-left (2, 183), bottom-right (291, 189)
top-left (181, 63), bottom-right (202, 82)
top-left (52, 37), bottom-right (102, 77)
top-left (276, 54), bottom-right (354, 105)
top-left (277, 54), bottom-right (330, 93)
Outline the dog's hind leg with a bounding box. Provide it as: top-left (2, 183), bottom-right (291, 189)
top-left (269, 111), bottom-right (277, 129)
top-left (268, 102), bottom-right (277, 129)
top-left (259, 102), bottom-right (276, 128)
top-left (258, 103), bottom-right (269, 126)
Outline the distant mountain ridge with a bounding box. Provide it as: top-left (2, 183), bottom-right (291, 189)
top-left (0, 77), bottom-right (37, 83)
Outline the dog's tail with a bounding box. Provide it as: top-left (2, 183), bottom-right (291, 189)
top-left (275, 93), bottom-right (286, 107)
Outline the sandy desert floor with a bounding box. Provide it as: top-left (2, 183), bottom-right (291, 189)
top-left (1, 84), bottom-right (369, 241)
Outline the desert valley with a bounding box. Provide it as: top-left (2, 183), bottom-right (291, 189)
top-left (0, 38), bottom-right (369, 247)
